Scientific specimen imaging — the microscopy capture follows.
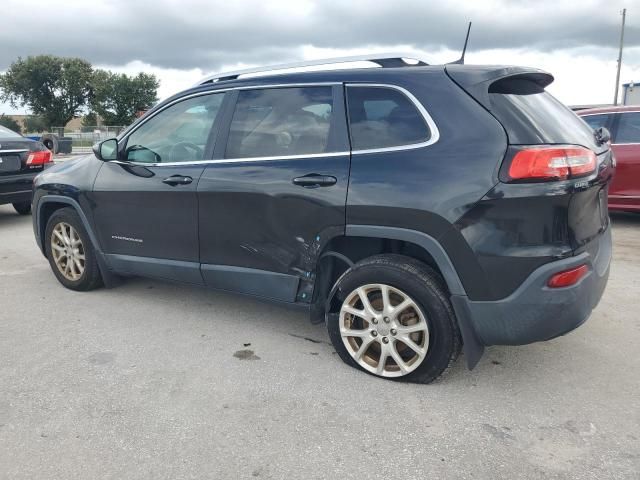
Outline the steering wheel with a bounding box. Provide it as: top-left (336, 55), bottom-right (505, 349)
top-left (169, 141), bottom-right (203, 163)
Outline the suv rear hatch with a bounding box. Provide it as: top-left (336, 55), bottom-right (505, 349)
top-left (446, 65), bottom-right (614, 254)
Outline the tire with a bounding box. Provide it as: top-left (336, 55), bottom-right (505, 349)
top-left (326, 254), bottom-right (461, 384)
top-left (44, 207), bottom-right (103, 291)
top-left (41, 134), bottom-right (59, 154)
top-left (12, 201), bottom-right (31, 215)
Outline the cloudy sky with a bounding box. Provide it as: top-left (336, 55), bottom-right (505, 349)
top-left (2, 0), bottom-right (640, 114)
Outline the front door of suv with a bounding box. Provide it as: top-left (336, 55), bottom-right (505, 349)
top-left (197, 85), bottom-right (350, 302)
top-left (91, 92), bottom-right (226, 283)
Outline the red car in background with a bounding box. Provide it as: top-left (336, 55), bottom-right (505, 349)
top-left (578, 106), bottom-right (640, 212)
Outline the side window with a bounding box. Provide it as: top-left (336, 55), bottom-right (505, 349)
top-left (346, 86), bottom-right (430, 151)
top-left (582, 114), bottom-right (610, 131)
top-left (615, 112), bottom-right (640, 144)
top-left (225, 87), bottom-right (334, 158)
top-left (125, 93), bottom-right (224, 163)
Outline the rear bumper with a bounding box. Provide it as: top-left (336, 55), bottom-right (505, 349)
top-left (0, 171), bottom-right (39, 205)
top-left (452, 226), bottom-right (611, 347)
top-left (0, 190), bottom-right (32, 205)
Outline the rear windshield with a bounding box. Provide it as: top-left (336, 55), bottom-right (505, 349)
top-left (0, 125), bottom-right (22, 138)
top-left (489, 78), bottom-right (600, 150)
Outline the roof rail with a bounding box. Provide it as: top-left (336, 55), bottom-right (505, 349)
top-left (194, 53), bottom-right (428, 86)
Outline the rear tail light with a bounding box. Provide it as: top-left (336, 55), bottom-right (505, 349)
top-left (506, 146), bottom-right (596, 182)
top-left (26, 150), bottom-right (53, 166)
top-left (547, 264), bottom-right (589, 288)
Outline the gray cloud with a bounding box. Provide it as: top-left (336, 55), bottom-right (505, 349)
top-left (1, 0), bottom-right (639, 71)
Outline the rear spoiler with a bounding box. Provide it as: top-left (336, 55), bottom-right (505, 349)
top-left (445, 65), bottom-right (554, 110)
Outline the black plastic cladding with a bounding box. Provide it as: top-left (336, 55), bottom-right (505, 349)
top-left (32, 64), bottom-right (611, 307)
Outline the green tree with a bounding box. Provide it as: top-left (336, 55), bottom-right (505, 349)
top-left (0, 114), bottom-right (22, 133)
top-left (89, 70), bottom-right (158, 126)
top-left (23, 115), bottom-right (48, 133)
top-left (0, 55), bottom-right (93, 127)
top-left (82, 112), bottom-right (98, 127)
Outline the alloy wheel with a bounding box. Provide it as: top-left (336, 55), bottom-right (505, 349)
top-left (339, 283), bottom-right (429, 377)
top-left (50, 222), bottom-right (86, 281)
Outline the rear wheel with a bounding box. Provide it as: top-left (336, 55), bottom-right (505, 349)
top-left (12, 201), bottom-right (31, 215)
top-left (45, 208), bottom-right (103, 291)
top-left (327, 254), bottom-right (461, 384)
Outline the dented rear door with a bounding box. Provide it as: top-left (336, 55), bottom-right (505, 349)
top-left (197, 84), bottom-right (350, 303)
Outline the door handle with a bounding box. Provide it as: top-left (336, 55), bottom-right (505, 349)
top-left (292, 174), bottom-right (337, 188)
top-left (162, 175), bottom-right (193, 186)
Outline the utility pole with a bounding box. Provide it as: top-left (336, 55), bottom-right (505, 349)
top-left (614, 8), bottom-right (626, 106)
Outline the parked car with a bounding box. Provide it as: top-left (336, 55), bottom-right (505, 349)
top-left (578, 105), bottom-right (640, 212)
top-left (0, 125), bottom-right (52, 215)
top-left (31, 55), bottom-right (614, 383)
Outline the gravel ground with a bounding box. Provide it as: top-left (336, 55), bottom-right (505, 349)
top-left (0, 204), bottom-right (638, 479)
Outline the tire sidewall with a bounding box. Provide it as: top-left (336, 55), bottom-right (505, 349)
top-left (327, 258), bottom-right (458, 383)
top-left (44, 208), bottom-right (100, 291)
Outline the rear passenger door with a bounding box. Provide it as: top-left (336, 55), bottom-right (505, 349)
top-left (610, 111), bottom-right (640, 208)
top-left (197, 85), bottom-right (350, 302)
top-left (344, 83), bottom-right (439, 226)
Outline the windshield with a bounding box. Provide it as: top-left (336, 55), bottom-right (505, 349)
top-left (0, 125), bottom-right (22, 138)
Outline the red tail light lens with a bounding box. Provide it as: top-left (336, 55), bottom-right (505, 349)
top-left (508, 146), bottom-right (596, 182)
top-left (547, 264), bottom-right (589, 288)
top-left (26, 150), bottom-right (53, 166)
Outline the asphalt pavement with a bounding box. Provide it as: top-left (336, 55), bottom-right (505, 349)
top-left (0, 204), bottom-right (638, 479)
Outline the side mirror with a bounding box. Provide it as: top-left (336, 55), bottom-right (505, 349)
top-left (92, 138), bottom-right (118, 161)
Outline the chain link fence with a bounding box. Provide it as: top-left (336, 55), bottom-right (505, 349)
top-left (50, 126), bottom-right (125, 154)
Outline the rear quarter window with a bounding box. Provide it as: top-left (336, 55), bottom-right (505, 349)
top-left (346, 86), bottom-right (431, 151)
top-left (488, 78), bottom-right (600, 151)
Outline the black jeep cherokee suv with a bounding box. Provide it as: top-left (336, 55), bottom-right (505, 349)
top-left (32, 56), bottom-right (613, 383)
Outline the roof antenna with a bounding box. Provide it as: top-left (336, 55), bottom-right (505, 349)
top-left (449, 22), bottom-right (472, 65)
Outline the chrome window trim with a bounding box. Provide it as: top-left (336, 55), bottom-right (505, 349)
top-left (108, 150), bottom-right (351, 167)
top-left (115, 81), bottom-right (439, 167)
top-left (579, 113), bottom-right (612, 118)
top-left (581, 110), bottom-right (640, 116)
top-left (345, 83), bottom-right (440, 155)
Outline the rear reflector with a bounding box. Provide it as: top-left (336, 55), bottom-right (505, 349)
top-left (26, 150), bottom-right (53, 166)
top-left (547, 264), bottom-right (589, 288)
top-left (508, 146), bottom-right (596, 182)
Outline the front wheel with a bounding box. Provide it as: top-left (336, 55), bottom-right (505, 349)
top-left (326, 254), bottom-right (461, 384)
top-left (12, 201), bottom-right (31, 215)
top-left (45, 208), bottom-right (103, 291)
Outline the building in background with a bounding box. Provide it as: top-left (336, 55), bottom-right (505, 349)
top-left (622, 82), bottom-right (640, 105)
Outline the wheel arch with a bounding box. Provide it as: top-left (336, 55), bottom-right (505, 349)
top-left (312, 225), bottom-right (485, 369)
top-left (35, 195), bottom-right (119, 288)
top-left (36, 196), bottom-right (101, 256)
top-left (315, 225), bottom-right (465, 302)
